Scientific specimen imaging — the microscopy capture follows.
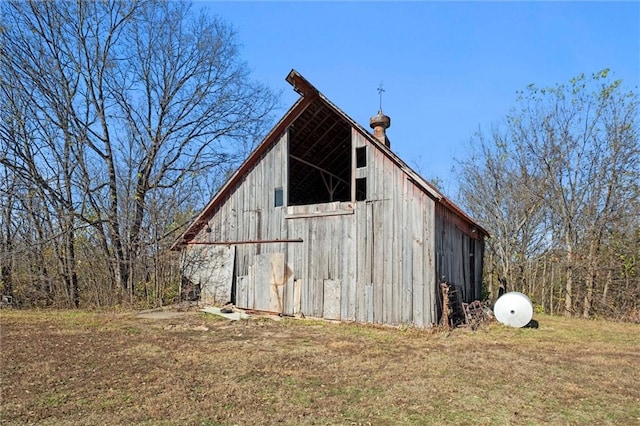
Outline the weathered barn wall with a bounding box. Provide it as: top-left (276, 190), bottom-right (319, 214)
top-left (182, 113), bottom-right (482, 327)
top-left (286, 206), bottom-right (355, 319)
top-left (182, 245), bottom-right (234, 305)
top-left (350, 130), bottom-right (437, 326)
top-left (184, 131), bottom-right (291, 308)
top-left (205, 132), bottom-right (289, 247)
top-left (434, 202), bottom-right (484, 303)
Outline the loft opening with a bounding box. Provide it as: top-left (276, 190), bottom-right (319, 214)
top-left (288, 99), bottom-right (352, 206)
top-left (356, 146), bottom-right (367, 168)
top-left (355, 178), bottom-right (366, 201)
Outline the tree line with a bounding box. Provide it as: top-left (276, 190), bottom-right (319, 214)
top-left (0, 0), bottom-right (277, 307)
top-left (457, 70), bottom-right (639, 321)
top-left (1, 2), bottom-right (637, 322)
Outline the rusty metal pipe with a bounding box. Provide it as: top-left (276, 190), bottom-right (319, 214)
top-left (185, 238), bottom-right (303, 246)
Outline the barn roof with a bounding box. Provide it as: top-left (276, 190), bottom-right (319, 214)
top-left (171, 70), bottom-right (488, 250)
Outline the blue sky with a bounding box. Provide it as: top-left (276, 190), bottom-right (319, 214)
top-left (198, 1), bottom-right (639, 197)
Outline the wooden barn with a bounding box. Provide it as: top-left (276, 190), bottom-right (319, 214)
top-left (171, 70), bottom-right (488, 327)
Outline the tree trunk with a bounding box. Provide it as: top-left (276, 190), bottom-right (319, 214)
top-left (1, 265), bottom-right (12, 300)
top-left (1, 190), bottom-right (14, 300)
top-left (601, 268), bottom-right (611, 309)
top-left (540, 259), bottom-right (547, 313)
top-left (549, 262), bottom-right (555, 316)
top-left (67, 230), bottom-right (80, 308)
top-left (583, 238), bottom-right (602, 318)
top-left (583, 272), bottom-right (594, 319)
top-left (564, 237), bottom-right (574, 317)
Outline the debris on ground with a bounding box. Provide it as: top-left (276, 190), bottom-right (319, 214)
top-left (440, 282), bottom-right (493, 330)
top-left (200, 305), bottom-right (250, 321)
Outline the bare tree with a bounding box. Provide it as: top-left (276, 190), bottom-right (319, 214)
top-left (458, 70), bottom-right (639, 320)
top-left (457, 128), bottom-right (546, 299)
top-left (0, 168), bottom-right (16, 303)
top-left (0, 0), bottom-right (277, 306)
top-left (512, 70), bottom-right (639, 317)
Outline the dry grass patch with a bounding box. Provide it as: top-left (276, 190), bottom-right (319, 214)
top-left (1, 309), bottom-right (639, 425)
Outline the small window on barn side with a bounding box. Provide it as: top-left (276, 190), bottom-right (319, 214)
top-left (355, 178), bottom-right (367, 201)
top-left (274, 187), bottom-right (284, 207)
top-left (356, 146), bottom-right (367, 168)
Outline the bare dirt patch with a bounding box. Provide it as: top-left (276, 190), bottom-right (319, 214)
top-left (1, 309), bottom-right (639, 425)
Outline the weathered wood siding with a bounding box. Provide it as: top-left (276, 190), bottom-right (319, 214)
top-left (185, 131), bottom-right (291, 310)
top-left (184, 124), bottom-right (480, 327)
top-left (286, 205), bottom-right (356, 319)
top-left (351, 130), bottom-right (437, 326)
top-left (434, 202), bottom-right (484, 303)
top-left (181, 245), bottom-right (235, 305)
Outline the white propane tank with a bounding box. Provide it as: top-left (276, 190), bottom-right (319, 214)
top-left (493, 292), bottom-right (533, 328)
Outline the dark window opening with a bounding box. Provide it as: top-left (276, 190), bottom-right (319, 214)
top-left (356, 146), bottom-right (367, 168)
top-left (288, 101), bottom-right (352, 206)
top-left (355, 178), bottom-right (367, 201)
top-left (274, 187), bottom-right (284, 207)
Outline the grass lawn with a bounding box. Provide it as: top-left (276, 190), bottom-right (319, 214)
top-left (1, 309), bottom-right (639, 425)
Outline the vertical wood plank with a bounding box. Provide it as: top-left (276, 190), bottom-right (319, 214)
top-left (247, 263), bottom-right (255, 309)
top-left (372, 200), bottom-right (384, 323)
top-left (392, 166), bottom-right (403, 324)
top-left (355, 204), bottom-right (367, 322)
top-left (312, 218), bottom-right (325, 317)
top-left (323, 279), bottom-right (341, 320)
top-left (365, 284), bottom-right (374, 323)
top-left (283, 260), bottom-right (295, 316)
top-left (253, 254), bottom-right (270, 311)
top-left (269, 252), bottom-right (285, 313)
top-left (346, 209), bottom-right (357, 320)
top-left (411, 186), bottom-right (425, 327)
top-left (382, 158), bottom-right (393, 324)
top-left (401, 178), bottom-right (412, 324)
top-left (424, 199), bottom-right (436, 325)
top-left (294, 278), bottom-right (302, 315)
top-left (237, 275), bottom-right (248, 308)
